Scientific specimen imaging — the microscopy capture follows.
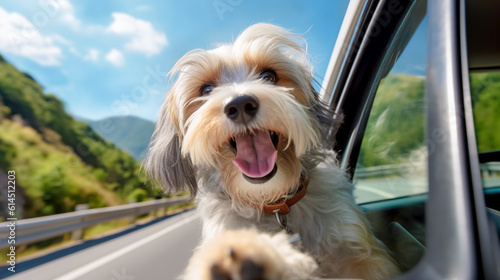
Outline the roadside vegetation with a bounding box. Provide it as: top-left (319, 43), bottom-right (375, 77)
top-left (0, 54), bottom-right (164, 219)
top-left (358, 72), bottom-right (500, 170)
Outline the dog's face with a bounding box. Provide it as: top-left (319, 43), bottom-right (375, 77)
top-left (145, 23), bottom-right (332, 208)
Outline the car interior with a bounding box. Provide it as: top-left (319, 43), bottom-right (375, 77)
top-left (468, 0), bottom-right (500, 269)
top-left (467, 0), bottom-right (500, 214)
top-left (329, 0), bottom-right (500, 275)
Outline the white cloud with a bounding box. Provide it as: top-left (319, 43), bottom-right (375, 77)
top-left (105, 48), bottom-right (124, 66)
top-left (106, 13), bottom-right (167, 56)
top-left (56, 0), bottom-right (80, 29)
top-left (0, 7), bottom-right (62, 66)
top-left (84, 48), bottom-right (100, 62)
top-left (51, 34), bottom-right (71, 45)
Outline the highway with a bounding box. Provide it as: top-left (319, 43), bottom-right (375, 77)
top-left (0, 178), bottom-right (426, 280)
top-left (5, 175), bottom-right (491, 279)
top-left (2, 211), bottom-right (201, 280)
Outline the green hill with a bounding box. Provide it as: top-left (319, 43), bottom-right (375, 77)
top-left (0, 54), bottom-right (160, 218)
top-left (86, 116), bottom-right (155, 160)
top-left (358, 74), bottom-right (426, 167)
top-left (358, 72), bottom-right (500, 168)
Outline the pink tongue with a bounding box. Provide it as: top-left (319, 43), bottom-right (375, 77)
top-left (232, 130), bottom-right (277, 178)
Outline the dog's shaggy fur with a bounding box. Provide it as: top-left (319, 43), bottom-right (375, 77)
top-left (144, 23), bottom-right (399, 279)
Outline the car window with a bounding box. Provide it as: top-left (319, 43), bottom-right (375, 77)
top-left (353, 17), bottom-right (428, 204)
top-left (470, 71), bottom-right (500, 189)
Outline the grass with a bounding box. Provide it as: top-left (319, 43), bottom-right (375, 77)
top-left (82, 218), bottom-right (132, 239)
top-left (0, 234), bottom-right (75, 262)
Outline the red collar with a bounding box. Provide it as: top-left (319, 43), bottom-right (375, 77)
top-left (262, 177), bottom-right (309, 215)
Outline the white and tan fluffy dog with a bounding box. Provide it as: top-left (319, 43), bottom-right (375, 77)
top-left (144, 23), bottom-right (399, 280)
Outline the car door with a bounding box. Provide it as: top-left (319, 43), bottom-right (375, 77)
top-left (321, 0), bottom-right (500, 279)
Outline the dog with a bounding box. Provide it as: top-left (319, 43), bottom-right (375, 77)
top-left (144, 23), bottom-right (399, 279)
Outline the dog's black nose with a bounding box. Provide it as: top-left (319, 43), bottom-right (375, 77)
top-left (224, 94), bottom-right (259, 124)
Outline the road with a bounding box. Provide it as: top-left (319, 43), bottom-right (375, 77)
top-left (2, 211), bottom-right (201, 280)
top-left (3, 177), bottom-right (494, 279)
top-left (0, 178), bottom-right (426, 279)
top-left (0, 178), bottom-right (417, 279)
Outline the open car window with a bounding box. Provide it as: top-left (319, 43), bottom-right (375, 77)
top-left (339, 9), bottom-right (429, 274)
top-left (353, 17), bottom-right (428, 204)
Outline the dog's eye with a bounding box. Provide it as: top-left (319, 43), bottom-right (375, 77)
top-left (259, 70), bottom-right (277, 84)
top-left (200, 84), bottom-right (215, 96)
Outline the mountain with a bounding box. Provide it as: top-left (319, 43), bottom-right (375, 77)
top-left (86, 116), bottom-right (155, 161)
top-left (0, 54), bottom-right (160, 218)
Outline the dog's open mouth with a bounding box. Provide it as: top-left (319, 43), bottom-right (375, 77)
top-left (230, 130), bottom-right (279, 184)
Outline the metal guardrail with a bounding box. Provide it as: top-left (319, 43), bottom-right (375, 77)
top-left (481, 162), bottom-right (500, 172)
top-left (0, 196), bottom-right (190, 249)
top-left (355, 162), bottom-right (500, 179)
top-left (354, 164), bottom-right (409, 179)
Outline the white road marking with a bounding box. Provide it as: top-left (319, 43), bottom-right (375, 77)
top-left (54, 212), bottom-right (199, 280)
top-left (355, 185), bottom-right (394, 198)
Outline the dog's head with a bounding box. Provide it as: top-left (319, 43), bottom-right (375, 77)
top-left (144, 23), bottom-right (335, 208)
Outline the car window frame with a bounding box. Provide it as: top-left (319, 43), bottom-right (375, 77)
top-left (325, 0), bottom-right (426, 176)
top-left (323, 0), bottom-right (500, 279)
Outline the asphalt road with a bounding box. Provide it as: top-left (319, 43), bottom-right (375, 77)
top-left (3, 177), bottom-right (496, 279)
top-left (2, 210), bottom-right (201, 280)
top-left (0, 178), bottom-right (426, 279)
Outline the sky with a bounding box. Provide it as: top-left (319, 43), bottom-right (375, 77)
top-left (391, 16), bottom-right (427, 76)
top-left (0, 0), bottom-right (351, 122)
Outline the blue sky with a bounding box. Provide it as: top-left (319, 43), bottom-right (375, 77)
top-left (392, 16), bottom-right (427, 76)
top-left (0, 0), bottom-right (350, 122)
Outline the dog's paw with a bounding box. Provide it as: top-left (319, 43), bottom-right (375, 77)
top-left (209, 251), bottom-right (267, 280)
top-left (183, 229), bottom-right (317, 280)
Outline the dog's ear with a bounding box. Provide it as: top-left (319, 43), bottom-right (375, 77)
top-left (143, 96), bottom-right (197, 198)
top-left (310, 86), bottom-right (343, 149)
